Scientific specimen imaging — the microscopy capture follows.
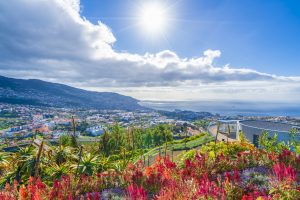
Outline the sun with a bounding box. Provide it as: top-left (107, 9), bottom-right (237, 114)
top-left (138, 2), bottom-right (168, 36)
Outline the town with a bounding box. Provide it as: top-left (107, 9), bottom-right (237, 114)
top-left (1, 103), bottom-right (299, 150)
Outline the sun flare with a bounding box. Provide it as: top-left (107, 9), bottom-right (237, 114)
top-left (138, 2), bottom-right (168, 35)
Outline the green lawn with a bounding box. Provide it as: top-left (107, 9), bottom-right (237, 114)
top-left (139, 133), bottom-right (214, 164)
top-left (173, 135), bottom-right (214, 151)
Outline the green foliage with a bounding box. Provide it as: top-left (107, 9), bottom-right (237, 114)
top-left (246, 173), bottom-right (269, 189)
top-left (153, 124), bottom-right (173, 146)
top-left (289, 128), bottom-right (300, 155)
top-left (99, 130), bottom-right (110, 156)
top-left (177, 149), bottom-right (196, 167)
top-left (58, 135), bottom-right (71, 146)
top-left (238, 131), bottom-right (249, 143)
top-left (45, 163), bottom-right (71, 181)
top-left (0, 124), bottom-right (214, 187)
top-left (258, 131), bottom-right (289, 153)
top-left (0, 152), bottom-right (9, 176)
top-left (99, 124), bottom-right (174, 157)
top-left (0, 118), bottom-right (25, 131)
top-left (70, 135), bottom-right (78, 148)
top-left (76, 153), bottom-right (99, 176)
top-left (172, 134), bottom-right (213, 151)
top-left (53, 145), bottom-right (73, 165)
top-left (201, 141), bottom-right (254, 157)
top-left (144, 129), bottom-right (152, 148)
top-left (0, 110), bottom-right (18, 118)
top-left (256, 128), bottom-right (300, 154)
top-left (109, 124), bottom-right (125, 152)
top-left (193, 120), bottom-right (209, 129)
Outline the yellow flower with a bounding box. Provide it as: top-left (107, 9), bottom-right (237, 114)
top-left (209, 151), bottom-right (215, 158)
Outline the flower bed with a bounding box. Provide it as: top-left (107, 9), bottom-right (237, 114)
top-left (1, 142), bottom-right (300, 199)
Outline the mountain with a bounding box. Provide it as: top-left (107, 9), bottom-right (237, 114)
top-left (0, 76), bottom-right (144, 110)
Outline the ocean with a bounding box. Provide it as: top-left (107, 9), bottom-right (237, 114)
top-left (139, 100), bottom-right (300, 117)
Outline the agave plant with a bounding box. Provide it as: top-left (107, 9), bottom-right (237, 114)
top-left (53, 145), bottom-right (74, 165)
top-left (0, 152), bottom-right (9, 176)
top-left (45, 163), bottom-right (72, 180)
top-left (97, 156), bottom-right (114, 172)
top-left (75, 152), bottom-right (99, 176)
top-left (7, 146), bottom-right (37, 183)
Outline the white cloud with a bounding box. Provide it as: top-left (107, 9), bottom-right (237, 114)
top-left (0, 0), bottom-right (299, 102)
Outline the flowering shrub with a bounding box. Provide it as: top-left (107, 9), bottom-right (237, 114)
top-left (269, 162), bottom-right (300, 199)
top-left (127, 184), bottom-right (147, 200)
top-left (0, 142), bottom-right (299, 200)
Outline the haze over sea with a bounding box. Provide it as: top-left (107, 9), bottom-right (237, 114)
top-left (140, 101), bottom-right (300, 117)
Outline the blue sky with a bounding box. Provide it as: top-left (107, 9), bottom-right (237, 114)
top-left (81, 0), bottom-right (300, 76)
top-left (0, 0), bottom-right (300, 102)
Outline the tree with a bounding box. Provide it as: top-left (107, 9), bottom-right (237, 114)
top-left (153, 126), bottom-right (163, 146)
top-left (144, 129), bottom-right (153, 148)
top-left (181, 123), bottom-right (188, 151)
top-left (110, 123), bottom-right (125, 152)
top-left (194, 120), bottom-right (209, 130)
top-left (99, 130), bottom-right (111, 156)
top-left (289, 128), bottom-right (300, 155)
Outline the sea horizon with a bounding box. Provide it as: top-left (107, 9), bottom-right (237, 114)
top-left (139, 100), bottom-right (300, 117)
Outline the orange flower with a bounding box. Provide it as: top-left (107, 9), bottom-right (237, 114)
top-left (144, 167), bottom-right (153, 177)
top-left (162, 170), bottom-right (171, 180)
top-left (33, 190), bottom-right (43, 200)
top-left (127, 163), bottom-right (135, 170)
top-left (4, 183), bottom-right (11, 192)
top-left (19, 186), bottom-right (28, 200)
top-left (155, 155), bottom-right (162, 164)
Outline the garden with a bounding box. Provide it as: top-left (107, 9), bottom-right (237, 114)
top-left (0, 125), bottom-right (300, 199)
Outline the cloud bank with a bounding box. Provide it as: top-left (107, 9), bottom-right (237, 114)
top-left (0, 0), bottom-right (299, 101)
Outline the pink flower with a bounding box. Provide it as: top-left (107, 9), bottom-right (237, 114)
top-left (127, 184), bottom-right (147, 200)
top-left (233, 169), bottom-right (240, 182)
top-left (272, 163), bottom-right (297, 182)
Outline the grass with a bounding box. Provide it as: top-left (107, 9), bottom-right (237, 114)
top-left (138, 133), bottom-right (214, 165)
top-left (172, 135), bottom-right (214, 151)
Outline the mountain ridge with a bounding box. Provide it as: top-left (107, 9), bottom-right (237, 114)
top-left (0, 75), bottom-right (144, 110)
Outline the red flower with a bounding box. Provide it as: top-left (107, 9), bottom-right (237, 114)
top-left (225, 172), bottom-right (231, 182)
top-left (127, 184), bottom-right (147, 200)
top-left (19, 186), bottom-right (28, 200)
top-left (233, 169), bottom-right (240, 182)
top-left (273, 163), bottom-right (297, 182)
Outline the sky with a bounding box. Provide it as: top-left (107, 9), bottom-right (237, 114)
top-left (0, 0), bottom-right (300, 102)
